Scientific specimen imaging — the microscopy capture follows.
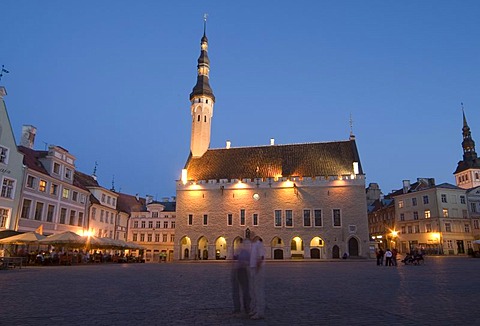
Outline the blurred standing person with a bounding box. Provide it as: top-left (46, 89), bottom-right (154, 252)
top-left (391, 248), bottom-right (398, 266)
top-left (249, 238), bottom-right (265, 320)
top-left (231, 239), bottom-right (251, 316)
top-left (385, 248), bottom-right (393, 266)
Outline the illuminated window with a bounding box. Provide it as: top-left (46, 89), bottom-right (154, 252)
top-left (425, 210), bottom-right (431, 218)
top-left (333, 209), bottom-right (341, 227)
top-left (398, 200), bottom-right (404, 208)
top-left (39, 180), bottom-right (47, 192)
top-left (443, 209), bottom-right (449, 217)
top-left (0, 208), bottom-right (9, 227)
top-left (303, 210), bottom-right (311, 227)
top-left (274, 210), bottom-right (282, 227)
top-left (285, 210), bottom-right (293, 227)
top-left (62, 188), bottom-right (70, 199)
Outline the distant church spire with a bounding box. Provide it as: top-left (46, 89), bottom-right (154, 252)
top-left (189, 14), bottom-right (215, 158)
top-left (461, 103), bottom-right (477, 162)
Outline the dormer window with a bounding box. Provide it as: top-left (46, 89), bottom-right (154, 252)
top-left (53, 162), bottom-right (60, 174)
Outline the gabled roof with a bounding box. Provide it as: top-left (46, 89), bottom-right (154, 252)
top-left (116, 192), bottom-right (146, 214)
top-left (17, 146), bottom-right (49, 174)
top-left (73, 171), bottom-right (100, 190)
top-left (184, 140), bottom-right (363, 181)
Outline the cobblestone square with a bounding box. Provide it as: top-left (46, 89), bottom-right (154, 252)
top-left (1, 257), bottom-right (479, 325)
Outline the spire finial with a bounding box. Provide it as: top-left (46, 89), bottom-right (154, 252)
top-left (92, 161), bottom-right (98, 176)
top-left (203, 13), bottom-right (208, 36)
top-left (111, 175), bottom-right (116, 192)
top-left (0, 65), bottom-right (9, 82)
top-left (349, 113), bottom-right (355, 140)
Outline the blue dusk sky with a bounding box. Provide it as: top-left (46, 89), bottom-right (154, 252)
top-left (2, 1), bottom-right (480, 198)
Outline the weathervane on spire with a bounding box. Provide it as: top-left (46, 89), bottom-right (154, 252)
top-left (0, 65), bottom-right (9, 82)
top-left (93, 161), bottom-right (98, 176)
top-left (111, 175), bottom-right (116, 192)
top-left (349, 113), bottom-right (354, 135)
top-left (203, 13), bottom-right (208, 34)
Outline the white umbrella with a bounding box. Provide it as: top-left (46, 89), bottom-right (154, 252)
top-left (0, 232), bottom-right (46, 244)
top-left (38, 231), bottom-right (86, 246)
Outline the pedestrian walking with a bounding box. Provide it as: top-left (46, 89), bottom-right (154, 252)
top-left (249, 237), bottom-right (265, 320)
top-left (232, 239), bottom-right (251, 316)
top-left (385, 248), bottom-right (393, 266)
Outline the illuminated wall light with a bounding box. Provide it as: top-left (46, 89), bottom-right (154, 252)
top-left (181, 169), bottom-right (188, 185)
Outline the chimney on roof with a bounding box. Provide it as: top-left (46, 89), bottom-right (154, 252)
top-left (270, 138), bottom-right (275, 146)
top-left (226, 140), bottom-right (231, 149)
top-left (402, 180), bottom-right (410, 194)
top-left (21, 125), bottom-right (37, 149)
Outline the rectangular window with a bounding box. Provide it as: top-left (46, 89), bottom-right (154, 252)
top-left (39, 180), bottom-right (47, 192)
top-left (398, 200), bottom-right (404, 208)
top-left (227, 214), bottom-right (233, 226)
top-left (100, 210), bottom-right (104, 222)
top-left (474, 220), bottom-right (479, 229)
top-left (443, 208), bottom-right (449, 217)
top-left (285, 210), bottom-right (293, 227)
top-left (78, 212), bottom-right (84, 227)
top-left (423, 195), bottom-right (429, 204)
top-left (203, 214), bottom-right (208, 225)
top-left (34, 202), bottom-right (44, 221)
top-left (240, 209), bottom-right (245, 226)
top-left (147, 234), bottom-right (152, 242)
top-left (407, 226), bottom-right (412, 233)
top-left (465, 224), bottom-right (471, 233)
top-left (164, 221), bottom-right (168, 228)
top-left (447, 240), bottom-right (453, 249)
top-left (50, 184), bottom-right (58, 196)
top-left (65, 168), bottom-right (72, 179)
top-left (69, 210), bottom-right (76, 226)
top-left (148, 221), bottom-right (153, 228)
top-left (110, 215), bottom-right (114, 224)
top-left (188, 214), bottom-right (193, 225)
top-left (333, 209), bottom-right (341, 227)
top-left (171, 221), bottom-right (175, 228)
top-left (72, 191), bottom-right (78, 201)
top-left (253, 213), bottom-right (258, 226)
top-left (101, 194), bottom-right (106, 202)
top-left (141, 221), bottom-right (145, 228)
top-left (59, 208), bottom-right (67, 224)
top-left (152, 212), bottom-right (159, 218)
top-left (426, 223), bottom-right (432, 232)
top-left (0, 146), bottom-right (8, 164)
top-left (170, 234), bottom-right (175, 242)
top-left (414, 225), bottom-right (420, 233)
top-left (1, 178), bottom-right (14, 198)
top-left (156, 221), bottom-right (161, 228)
top-left (412, 198), bottom-right (417, 206)
top-left (314, 209), bottom-right (322, 227)
top-left (133, 233), bottom-right (137, 241)
top-left (460, 196), bottom-right (466, 204)
top-left (445, 223), bottom-right (452, 232)
top-left (471, 203), bottom-right (477, 213)
top-left (425, 210), bottom-right (431, 219)
top-left (140, 234), bottom-right (145, 242)
top-left (53, 162), bottom-right (60, 174)
top-left (21, 199), bottom-right (32, 219)
top-left (46, 205), bottom-right (55, 222)
top-left (274, 210), bottom-right (282, 227)
top-left (62, 188), bottom-right (69, 199)
top-left (155, 234), bottom-right (160, 242)
top-left (303, 210), bottom-right (311, 227)
top-left (26, 175), bottom-right (36, 188)
top-left (401, 226), bottom-right (406, 234)
top-left (441, 194), bottom-right (447, 203)
top-left (162, 234), bottom-right (167, 242)
top-left (80, 194), bottom-right (86, 204)
top-left (105, 211), bottom-right (109, 222)
top-left (107, 196), bottom-right (111, 204)
top-left (133, 220), bottom-right (138, 228)
top-left (400, 213), bottom-right (405, 221)
top-left (463, 210), bottom-right (468, 218)
top-left (413, 211), bottom-right (419, 220)
top-left (0, 208), bottom-right (9, 228)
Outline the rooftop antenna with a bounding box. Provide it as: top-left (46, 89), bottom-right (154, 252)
top-left (0, 65), bottom-right (9, 82)
top-left (111, 175), bottom-right (116, 192)
top-left (92, 161), bottom-right (98, 177)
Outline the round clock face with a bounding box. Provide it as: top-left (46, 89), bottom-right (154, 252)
top-left (253, 193), bottom-right (260, 201)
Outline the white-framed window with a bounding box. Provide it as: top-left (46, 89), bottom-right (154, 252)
top-left (59, 208), bottom-right (67, 224)
top-left (147, 234), bottom-right (152, 242)
top-left (0, 146), bottom-right (8, 164)
top-left (69, 210), bottom-right (76, 226)
top-left (164, 221), bottom-right (168, 228)
top-left (274, 210), bottom-right (282, 227)
top-left (285, 210), bottom-right (293, 227)
top-left (303, 209), bottom-right (311, 227)
top-left (155, 234), bottom-right (160, 242)
top-left (474, 219), bottom-right (480, 229)
top-left (50, 183), bottom-right (58, 196)
top-left (1, 177), bottom-right (15, 199)
top-left (26, 175), bottom-right (36, 189)
top-left (155, 221), bottom-right (161, 228)
top-left (152, 212), bottom-right (159, 218)
top-left (441, 194), bottom-right (447, 203)
top-left (171, 221), bottom-right (175, 228)
top-left (400, 213), bottom-right (405, 221)
top-left (101, 194), bottom-right (106, 202)
top-left (46, 205), bottom-right (55, 222)
top-left (80, 194), bottom-right (85, 204)
top-left (443, 208), bottom-right (449, 217)
top-left (141, 220), bottom-right (145, 228)
top-left (34, 202), bottom-right (44, 220)
top-left (53, 162), bottom-right (60, 174)
top-left (65, 168), bottom-right (72, 180)
top-left (62, 188), bottom-right (70, 199)
top-left (423, 195), bottom-right (429, 204)
top-left (133, 220), bottom-right (138, 228)
top-left (39, 180), bottom-right (47, 192)
top-left (140, 234), bottom-right (145, 242)
top-left (72, 191), bottom-right (78, 201)
top-left (148, 221), bottom-right (153, 228)
top-left (425, 210), bottom-right (431, 218)
top-left (0, 208), bottom-right (10, 227)
top-left (333, 209), bottom-right (341, 227)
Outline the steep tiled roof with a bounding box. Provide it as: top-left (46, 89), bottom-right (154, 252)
top-left (73, 171), bottom-right (100, 190)
top-left (17, 146), bottom-right (49, 174)
top-left (184, 140), bottom-right (363, 181)
top-left (116, 192), bottom-right (146, 214)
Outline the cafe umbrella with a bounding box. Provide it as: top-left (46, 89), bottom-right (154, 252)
top-left (0, 231), bottom-right (46, 244)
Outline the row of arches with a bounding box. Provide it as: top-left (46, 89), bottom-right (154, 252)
top-left (178, 235), bottom-right (361, 260)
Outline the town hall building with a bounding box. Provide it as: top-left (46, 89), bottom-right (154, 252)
top-left (174, 24), bottom-right (370, 260)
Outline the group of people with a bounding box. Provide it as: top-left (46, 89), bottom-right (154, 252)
top-left (375, 248), bottom-right (398, 266)
top-left (231, 237), bottom-right (266, 320)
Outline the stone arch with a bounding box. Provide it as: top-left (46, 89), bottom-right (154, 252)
top-left (309, 236), bottom-right (326, 259)
top-left (180, 236), bottom-right (191, 260)
top-left (290, 236), bottom-right (304, 259)
top-left (197, 236), bottom-right (209, 260)
top-left (232, 236), bottom-right (243, 258)
top-left (215, 236), bottom-right (227, 260)
top-left (332, 245), bottom-right (340, 259)
top-left (348, 236), bottom-right (360, 257)
top-left (271, 236), bottom-right (284, 260)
